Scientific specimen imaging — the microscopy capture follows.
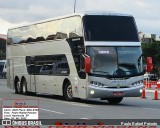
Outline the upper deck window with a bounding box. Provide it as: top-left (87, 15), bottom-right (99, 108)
top-left (83, 15), bottom-right (139, 42)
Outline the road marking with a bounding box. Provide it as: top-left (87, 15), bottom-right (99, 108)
top-left (142, 107), bottom-right (160, 111)
top-left (39, 108), bottom-right (65, 114)
top-left (80, 118), bottom-right (89, 119)
top-left (44, 99), bottom-right (92, 108)
top-left (66, 102), bottom-right (92, 107)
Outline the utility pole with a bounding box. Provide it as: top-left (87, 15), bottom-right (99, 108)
top-left (74, 0), bottom-right (76, 13)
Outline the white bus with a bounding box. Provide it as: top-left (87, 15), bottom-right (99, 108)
top-left (6, 12), bottom-right (152, 104)
top-left (0, 60), bottom-right (7, 78)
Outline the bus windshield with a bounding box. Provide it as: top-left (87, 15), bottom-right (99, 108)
top-left (87, 46), bottom-right (143, 78)
top-left (83, 15), bottom-right (139, 42)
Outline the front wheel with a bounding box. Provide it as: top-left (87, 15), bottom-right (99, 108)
top-left (63, 82), bottom-right (74, 101)
top-left (107, 97), bottom-right (123, 104)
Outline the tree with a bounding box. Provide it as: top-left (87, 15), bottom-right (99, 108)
top-left (142, 41), bottom-right (160, 77)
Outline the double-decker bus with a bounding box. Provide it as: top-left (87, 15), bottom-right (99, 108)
top-left (6, 12), bottom-right (152, 104)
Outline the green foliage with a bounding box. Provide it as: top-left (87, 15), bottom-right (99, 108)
top-left (142, 41), bottom-right (160, 76)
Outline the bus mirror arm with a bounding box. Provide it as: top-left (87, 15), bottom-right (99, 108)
top-left (78, 70), bottom-right (86, 79)
top-left (137, 54), bottom-right (153, 73)
top-left (82, 54), bottom-right (91, 73)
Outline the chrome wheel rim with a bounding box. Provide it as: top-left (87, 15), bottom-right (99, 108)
top-left (22, 81), bottom-right (26, 93)
top-left (17, 81), bottom-right (21, 92)
top-left (67, 84), bottom-right (73, 98)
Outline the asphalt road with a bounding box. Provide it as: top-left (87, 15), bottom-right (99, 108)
top-left (0, 79), bottom-right (160, 120)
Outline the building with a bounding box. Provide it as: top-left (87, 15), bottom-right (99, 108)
top-left (151, 34), bottom-right (160, 42)
top-left (0, 34), bottom-right (7, 60)
top-left (139, 32), bottom-right (160, 43)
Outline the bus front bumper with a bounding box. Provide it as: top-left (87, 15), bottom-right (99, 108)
top-left (87, 85), bottom-right (144, 98)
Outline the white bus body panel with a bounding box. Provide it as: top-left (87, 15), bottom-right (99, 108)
top-left (87, 75), bottom-right (144, 98)
top-left (7, 40), bottom-right (87, 98)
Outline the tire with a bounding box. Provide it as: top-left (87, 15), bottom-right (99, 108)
top-left (15, 79), bottom-right (21, 94)
top-left (107, 97), bottom-right (123, 104)
top-left (21, 79), bottom-right (28, 95)
top-left (63, 82), bottom-right (74, 101)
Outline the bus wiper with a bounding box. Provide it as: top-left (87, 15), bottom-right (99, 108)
top-left (93, 71), bottom-right (112, 78)
top-left (93, 71), bottom-right (109, 74)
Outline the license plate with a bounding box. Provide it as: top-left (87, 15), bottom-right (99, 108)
top-left (113, 92), bottom-right (123, 96)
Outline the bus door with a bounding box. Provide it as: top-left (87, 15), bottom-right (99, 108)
top-left (34, 55), bottom-right (57, 94)
top-left (77, 78), bottom-right (87, 98)
top-left (28, 56), bottom-right (36, 93)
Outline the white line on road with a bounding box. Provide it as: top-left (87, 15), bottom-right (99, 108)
top-left (80, 118), bottom-right (89, 119)
top-left (44, 99), bottom-right (92, 108)
top-left (39, 108), bottom-right (65, 114)
top-left (65, 102), bottom-right (92, 107)
top-left (142, 107), bottom-right (160, 111)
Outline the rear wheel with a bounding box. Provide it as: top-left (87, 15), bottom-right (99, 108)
top-left (21, 79), bottom-right (27, 95)
top-left (63, 82), bottom-right (74, 101)
top-left (107, 97), bottom-right (123, 104)
top-left (15, 79), bottom-right (21, 94)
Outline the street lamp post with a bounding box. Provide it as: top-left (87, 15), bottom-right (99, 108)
top-left (74, 0), bottom-right (76, 13)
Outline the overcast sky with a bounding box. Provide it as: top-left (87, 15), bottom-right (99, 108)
top-left (0, 0), bottom-right (160, 35)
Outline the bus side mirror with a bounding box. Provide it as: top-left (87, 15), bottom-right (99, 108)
top-left (84, 55), bottom-right (91, 73)
top-left (146, 57), bottom-right (153, 72)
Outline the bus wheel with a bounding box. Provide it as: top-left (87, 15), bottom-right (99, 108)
top-left (21, 79), bottom-right (27, 95)
top-left (64, 82), bottom-right (74, 101)
top-left (15, 79), bottom-right (21, 94)
top-left (107, 97), bottom-right (123, 104)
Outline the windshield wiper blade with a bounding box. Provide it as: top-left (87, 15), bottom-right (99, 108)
top-left (93, 71), bottom-right (113, 78)
top-left (93, 71), bottom-right (109, 74)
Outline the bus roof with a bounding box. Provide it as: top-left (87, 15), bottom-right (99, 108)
top-left (8, 11), bottom-right (133, 30)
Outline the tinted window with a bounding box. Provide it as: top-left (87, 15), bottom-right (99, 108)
top-left (26, 55), bottom-right (70, 75)
top-left (83, 15), bottom-right (139, 42)
top-left (87, 46), bottom-right (143, 78)
top-left (46, 20), bottom-right (57, 40)
top-left (7, 16), bottom-right (83, 44)
top-left (26, 56), bottom-right (35, 74)
top-left (56, 18), bottom-right (69, 39)
top-left (69, 16), bottom-right (82, 38)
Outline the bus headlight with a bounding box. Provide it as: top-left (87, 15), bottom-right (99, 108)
top-left (130, 80), bottom-right (143, 87)
top-left (90, 81), bottom-right (108, 88)
top-left (90, 90), bottom-right (95, 94)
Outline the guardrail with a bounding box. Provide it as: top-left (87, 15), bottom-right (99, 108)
top-left (143, 80), bottom-right (160, 89)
